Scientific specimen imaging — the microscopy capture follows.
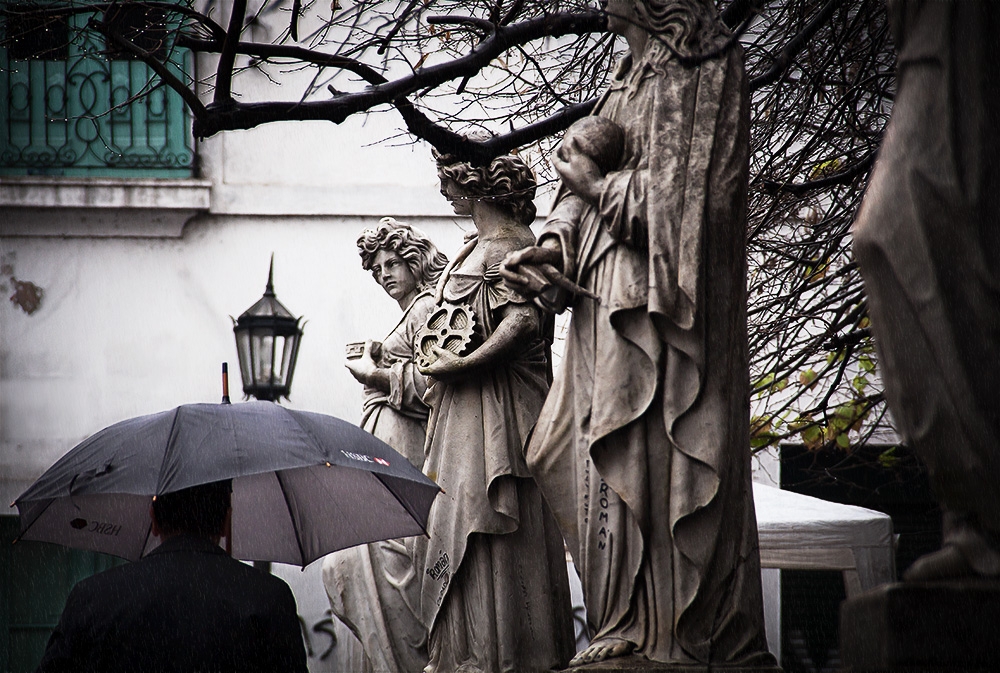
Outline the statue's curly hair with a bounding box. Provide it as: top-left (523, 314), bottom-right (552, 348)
top-left (634, 0), bottom-right (727, 57)
top-left (434, 151), bottom-right (537, 226)
top-left (357, 217), bottom-right (449, 290)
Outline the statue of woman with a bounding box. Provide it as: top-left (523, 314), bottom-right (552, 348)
top-left (502, 0), bottom-right (774, 667)
top-left (414, 153), bottom-right (575, 673)
top-left (322, 217), bottom-right (447, 673)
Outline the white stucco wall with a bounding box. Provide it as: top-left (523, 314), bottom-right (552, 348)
top-left (0, 213), bottom-right (470, 507)
top-left (0, 9), bottom-right (579, 671)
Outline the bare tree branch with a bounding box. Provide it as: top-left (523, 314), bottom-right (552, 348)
top-left (192, 10), bottom-right (604, 138)
top-left (86, 15), bottom-right (207, 118)
top-left (213, 0), bottom-right (249, 107)
top-left (749, 0), bottom-right (840, 89)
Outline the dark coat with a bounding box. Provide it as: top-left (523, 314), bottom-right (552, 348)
top-left (36, 535), bottom-right (308, 673)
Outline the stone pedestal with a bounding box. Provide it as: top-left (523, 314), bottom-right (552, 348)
top-left (563, 656), bottom-right (782, 672)
top-left (840, 581), bottom-right (1000, 672)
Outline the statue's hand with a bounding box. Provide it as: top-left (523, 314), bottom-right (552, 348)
top-left (501, 243), bottom-right (599, 308)
top-left (505, 244), bottom-right (563, 270)
top-left (418, 345), bottom-right (465, 381)
top-left (345, 340), bottom-right (378, 384)
top-left (552, 137), bottom-right (605, 205)
top-left (500, 244), bottom-right (563, 296)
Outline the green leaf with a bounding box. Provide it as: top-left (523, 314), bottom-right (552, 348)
top-left (801, 424), bottom-right (823, 449)
top-left (859, 355), bottom-right (876, 372)
top-left (755, 373), bottom-right (775, 389)
top-left (835, 432), bottom-right (851, 449)
top-left (878, 447), bottom-right (900, 468)
top-left (835, 402), bottom-right (857, 419)
top-left (809, 157), bottom-right (843, 180)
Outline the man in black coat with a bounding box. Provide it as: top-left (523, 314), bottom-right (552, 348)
top-left (36, 480), bottom-right (308, 673)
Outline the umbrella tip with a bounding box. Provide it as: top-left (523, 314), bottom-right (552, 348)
top-left (221, 363), bottom-right (231, 404)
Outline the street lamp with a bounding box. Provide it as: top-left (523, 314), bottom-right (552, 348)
top-left (232, 256), bottom-right (304, 403)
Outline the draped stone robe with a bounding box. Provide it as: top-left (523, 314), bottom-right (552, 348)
top-left (323, 291), bottom-right (436, 673)
top-left (415, 236), bottom-right (575, 673)
top-left (852, 0), bottom-right (1000, 572)
top-left (525, 38), bottom-right (774, 664)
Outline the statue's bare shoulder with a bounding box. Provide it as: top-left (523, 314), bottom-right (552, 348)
top-left (481, 228), bottom-right (537, 270)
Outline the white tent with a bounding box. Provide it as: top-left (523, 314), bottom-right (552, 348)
top-left (755, 482), bottom-right (895, 595)
top-left (754, 482), bottom-right (895, 661)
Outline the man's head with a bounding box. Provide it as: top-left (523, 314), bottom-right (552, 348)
top-left (151, 480), bottom-right (232, 540)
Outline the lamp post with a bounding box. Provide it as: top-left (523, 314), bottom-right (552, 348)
top-left (232, 256), bottom-right (303, 574)
top-left (232, 255), bottom-right (304, 403)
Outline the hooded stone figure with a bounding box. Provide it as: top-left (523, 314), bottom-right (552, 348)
top-left (503, 0), bottom-right (775, 666)
top-left (852, 0), bottom-right (1000, 581)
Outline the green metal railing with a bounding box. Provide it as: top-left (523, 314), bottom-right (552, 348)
top-left (1, 3), bottom-right (195, 177)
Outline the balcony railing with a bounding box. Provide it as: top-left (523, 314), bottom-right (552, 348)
top-left (1, 3), bottom-right (195, 178)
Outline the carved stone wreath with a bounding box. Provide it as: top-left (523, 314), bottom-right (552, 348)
top-left (414, 303), bottom-right (477, 369)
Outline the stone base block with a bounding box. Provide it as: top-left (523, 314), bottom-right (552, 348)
top-left (840, 580), bottom-right (1000, 672)
top-left (562, 655), bottom-right (782, 672)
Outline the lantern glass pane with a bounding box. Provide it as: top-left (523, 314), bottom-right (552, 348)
top-left (236, 331), bottom-right (252, 387)
top-left (272, 335), bottom-right (288, 384)
top-left (280, 336), bottom-right (296, 385)
top-left (252, 333), bottom-right (274, 383)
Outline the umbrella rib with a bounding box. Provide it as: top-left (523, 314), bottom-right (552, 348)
top-left (279, 407), bottom-right (327, 456)
top-left (153, 407), bottom-right (184, 495)
top-left (374, 473), bottom-right (431, 538)
top-left (12, 497), bottom-right (55, 542)
top-left (273, 469), bottom-right (307, 566)
top-left (138, 514), bottom-right (154, 561)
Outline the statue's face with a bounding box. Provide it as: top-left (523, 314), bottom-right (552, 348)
top-left (603, 0), bottom-right (638, 36)
top-left (441, 179), bottom-right (474, 217)
top-left (370, 248), bottom-right (418, 304)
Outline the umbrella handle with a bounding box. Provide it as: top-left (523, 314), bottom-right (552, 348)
top-left (223, 506), bottom-right (233, 556)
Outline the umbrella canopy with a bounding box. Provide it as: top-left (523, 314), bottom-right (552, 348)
top-left (13, 401), bottom-right (440, 566)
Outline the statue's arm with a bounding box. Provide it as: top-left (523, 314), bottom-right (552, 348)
top-left (499, 194), bottom-right (584, 310)
top-left (345, 342), bottom-right (391, 392)
top-left (418, 302), bottom-right (539, 380)
top-left (387, 297), bottom-right (436, 409)
top-left (552, 136), bottom-right (648, 248)
top-left (597, 168), bottom-right (649, 248)
top-left (538, 194), bottom-right (584, 276)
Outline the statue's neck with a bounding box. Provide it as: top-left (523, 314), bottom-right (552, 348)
top-left (624, 25), bottom-right (648, 62)
top-left (470, 202), bottom-right (511, 238)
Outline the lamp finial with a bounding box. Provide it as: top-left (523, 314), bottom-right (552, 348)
top-left (265, 253), bottom-right (276, 296)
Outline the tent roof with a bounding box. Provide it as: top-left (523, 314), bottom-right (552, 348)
top-left (754, 482), bottom-right (894, 552)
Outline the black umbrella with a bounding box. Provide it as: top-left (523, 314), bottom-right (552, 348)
top-left (12, 401), bottom-right (440, 566)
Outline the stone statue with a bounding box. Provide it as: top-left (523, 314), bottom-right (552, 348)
top-left (322, 217), bottom-right (447, 673)
top-left (413, 151), bottom-right (575, 673)
top-left (852, 0), bottom-right (1000, 581)
top-left (502, 0), bottom-right (775, 667)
